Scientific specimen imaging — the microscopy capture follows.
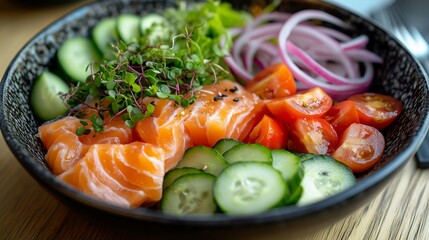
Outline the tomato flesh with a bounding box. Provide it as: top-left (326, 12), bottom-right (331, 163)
top-left (348, 93), bottom-right (403, 129)
top-left (248, 115), bottom-right (287, 149)
top-left (266, 87), bottom-right (333, 123)
top-left (288, 117), bottom-right (338, 155)
top-left (323, 100), bottom-right (360, 135)
top-left (246, 63), bottom-right (296, 99)
top-left (331, 123), bottom-right (385, 173)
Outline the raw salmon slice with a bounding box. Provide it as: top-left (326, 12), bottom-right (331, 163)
top-left (38, 117), bottom-right (88, 175)
top-left (79, 116), bottom-right (134, 145)
top-left (135, 98), bottom-right (192, 172)
top-left (38, 116), bottom-right (82, 149)
top-left (58, 142), bottom-right (165, 208)
top-left (45, 132), bottom-right (90, 175)
top-left (38, 115), bottom-right (134, 174)
top-left (184, 80), bottom-right (265, 147)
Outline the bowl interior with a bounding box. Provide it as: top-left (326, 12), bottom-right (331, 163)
top-left (1, 0), bottom-right (428, 227)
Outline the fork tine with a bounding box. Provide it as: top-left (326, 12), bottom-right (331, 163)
top-left (409, 26), bottom-right (429, 55)
top-left (374, 6), bottom-right (394, 33)
top-left (384, 4), bottom-right (429, 59)
top-left (385, 5), bottom-right (407, 43)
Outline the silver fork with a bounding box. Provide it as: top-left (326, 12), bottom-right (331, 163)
top-left (373, 3), bottom-right (429, 168)
top-left (378, 3), bottom-right (429, 67)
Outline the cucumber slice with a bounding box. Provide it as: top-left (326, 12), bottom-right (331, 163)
top-left (298, 155), bottom-right (356, 205)
top-left (214, 162), bottom-right (286, 215)
top-left (176, 146), bottom-right (228, 176)
top-left (213, 138), bottom-right (242, 155)
top-left (57, 37), bottom-right (100, 83)
top-left (140, 13), bottom-right (168, 34)
top-left (223, 144), bottom-right (272, 164)
top-left (161, 173), bottom-right (217, 215)
top-left (296, 153), bottom-right (318, 161)
top-left (30, 71), bottom-right (69, 120)
top-left (140, 14), bottom-right (170, 45)
top-left (163, 167), bottom-right (202, 190)
top-left (271, 149), bottom-right (304, 193)
top-left (116, 14), bottom-right (141, 43)
top-left (92, 17), bottom-right (119, 60)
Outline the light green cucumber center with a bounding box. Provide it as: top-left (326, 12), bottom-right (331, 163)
top-left (178, 189), bottom-right (209, 214)
top-left (314, 171), bottom-right (341, 196)
top-left (233, 177), bottom-right (265, 202)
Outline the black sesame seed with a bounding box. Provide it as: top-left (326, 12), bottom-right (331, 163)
top-left (214, 96), bottom-right (223, 101)
top-left (229, 86), bottom-right (239, 93)
top-left (233, 97), bottom-right (240, 102)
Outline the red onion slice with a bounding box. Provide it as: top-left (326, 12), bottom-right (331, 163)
top-left (345, 49), bottom-right (383, 64)
top-left (314, 26), bottom-right (351, 41)
top-left (244, 35), bottom-right (280, 73)
top-left (223, 9), bottom-right (382, 100)
top-left (288, 25), bottom-right (358, 79)
top-left (244, 12), bottom-right (291, 33)
top-left (233, 23), bottom-right (283, 68)
top-left (286, 41), bottom-right (372, 86)
top-left (341, 35), bottom-right (369, 51)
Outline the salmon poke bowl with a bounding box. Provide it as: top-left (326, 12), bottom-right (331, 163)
top-left (1, 0), bottom-right (428, 237)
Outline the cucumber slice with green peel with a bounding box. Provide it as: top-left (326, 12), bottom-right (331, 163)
top-left (92, 17), bottom-right (119, 60)
top-left (213, 138), bottom-right (243, 155)
top-left (140, 13), bottom-right (168, 34)
top-left (271, 149), bottom-right (304, 193)
top-left (296, 153), bottom-right (318, 161)
top-left (116, 14), bottom-right (141, 43)
top-left (30, 71), bottom-right (69, 121)
top-left (223, 144), bottom-right (272, 164)
top-left (161, 173), bottom-right (217, 215)
top-left (140, 14), bottom-right (170, 45)
top-left (163, 167), bottom-right (202, 190)
top-left (57, 37), bottom-right (100, 83)
top-left (298, 155), bottom-right (356, 205)
top-left (214, 162), bottom-right (286, 215)
top-left (176, 146), bottom-right (228, 176)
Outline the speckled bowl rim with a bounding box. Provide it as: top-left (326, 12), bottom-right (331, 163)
top-left (1, 0), bottom-right (429, 227)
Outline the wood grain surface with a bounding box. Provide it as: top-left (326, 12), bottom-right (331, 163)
top-left (0, 1), bottom-right (428, 239)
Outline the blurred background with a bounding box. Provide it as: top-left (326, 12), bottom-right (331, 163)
top-left (0, 0), bottom-right (86, 8)
top-left (0, 0), bottom-right (92, 76)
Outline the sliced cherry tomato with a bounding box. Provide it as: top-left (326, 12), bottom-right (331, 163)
top-left (246, 63), bottom-right (296, 99)
top-left (266, 87), bottom-right (333, 123)
top-left (288, 117), bottom-right (338, 155)
top-left (331, 123), bottom-right (385, 173)
top-left (248, 115), bottom-right (287, 149)
top-left (348, 93), bottom-right (403, 129)
top-left (323, 100), bottom-right (360, 135)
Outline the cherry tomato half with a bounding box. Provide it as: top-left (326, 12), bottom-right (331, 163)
top-left (323, 100), bottom-right (360, 135)
top-left (348, 93), bottom-right (403, 129)
top-left (246, 63), bottom-right (296, 99)
top-left (248, 115), bottom-right (287, 149)
top-left (331, 123), bottom-right (385, 173)
top-left (288, 117), bottom-right (338, 155)
top-left (266, 87), bottom-right (333, 123)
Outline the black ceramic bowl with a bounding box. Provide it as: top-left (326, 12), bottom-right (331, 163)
top-left (1, 0), bottom-right (429, 238)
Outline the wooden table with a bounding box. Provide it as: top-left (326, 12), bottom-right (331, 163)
top-left (0, 1), bottom-right (428, 239)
